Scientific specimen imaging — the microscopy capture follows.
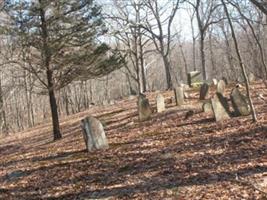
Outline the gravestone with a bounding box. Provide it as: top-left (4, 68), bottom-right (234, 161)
top-left (212, 78), bottom-right (218, 86)
top-left (138, 94), bottom-right (152, 121)
top-left (128, 95), bottom-right (136, 100)
top-left (248, 72), bottom-right (255, 83)
top-left (202, 101), bottom-right (213, 113)
top-left (222, 77), bottom-right (228, 85)
top-left (156, 94), bottom-right (165, 113)
top-left (211, 93), bottom-right (230, 121)
top-left (199, 83), bottom-right (210, 100)
top-left (230, 88), bottom-right (251, 116)
top-left (81, 116), bottom-right (109, 152)
top-left (217, 79), bottom-right (226, 95)
top-left (174, 86), bottom-right (184, 106)
top-left (102, 100), bottom-right (109, 106)
top-left (187, 71), bottom-right (202, 87)
top-left (109, 100), bottom-right (115, 105)
top-left (184, 92), bottom-right (189, 99)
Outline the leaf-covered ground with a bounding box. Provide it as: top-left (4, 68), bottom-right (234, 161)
top-left (0, 81), bottom-right (267, 200)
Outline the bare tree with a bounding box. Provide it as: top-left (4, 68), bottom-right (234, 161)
top-left (141, 0), bottom-right (182, 89)
top-left (250, 0), bottom-right (267, 15)
top-left (187, 0), bottom-right (221, 80)
top-left (221, 0), bottom-right (257, 122)
top-left (106, 0), bottom-right (152, 94)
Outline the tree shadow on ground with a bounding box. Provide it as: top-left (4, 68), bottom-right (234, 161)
top-left (5, 125), bottom-right (266, 199)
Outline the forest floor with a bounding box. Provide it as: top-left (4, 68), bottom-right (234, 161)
top-left (0, 81), bottom-right (267, 200)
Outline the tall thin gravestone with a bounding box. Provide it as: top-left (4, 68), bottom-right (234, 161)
top-left (156, 94), bottom-right (165, 113)
top-left (174, 87), bottom-right (184, 106)
top-left (212, 78), bottom-right (218, 86)
top-left (81, 116), bottom-right (109, 152)
top-left (138, 94), bottom-right (152, 121)
top-left (222, 77), bottom-right (228, 85)
top-left (217, 79), bottom-right (226, 95)
top-left (199, 83), bottom-right (210, 100)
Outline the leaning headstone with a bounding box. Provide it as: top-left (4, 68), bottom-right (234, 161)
top-left (212, 78), bottom-right (218, 86)
top-left (211, 93), bottom-right (230, 121)
top-left (230, 88), bottom-right (251, 116)
top-left (138, 94), bottom-right (152, 121)
top-left (202, 101), bottom-right (213, 113)
top-left (199, 83), bottom-right (210, 100)
top-left (187, 71), bottom-right (202, 87)
top-left (217, 79), bottom-right (226, 95)
top-left (81, 116), bottom-right (109, 152)
top-left (156, 94), bottom-right (165, 113)
top-left (174, 86), bottom-right (184, 106)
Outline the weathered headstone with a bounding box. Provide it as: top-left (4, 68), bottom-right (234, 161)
top-left (187, 71), bottom-right (202, 87)
top-left (211, 93), bottom-right (230, 121)
top-left (174, 87), bottom-right (184, 106)
top-left (212, 78), bottom-right (218, 86)
top-left (217, 79), bottom-right (226, 95)
top-left (156, 94), bottom-right (165, 113)
top-left (109, 100), bottom-right (115, 105)
top-left (138, 94), bottom-right (152, 121)
top-left (102, 100), bottom-right (109, 106)
top-left (230, 88), bottom-right (251, 116)
top-left (81, 116), bottom-right (109, 152)
top-left (128, 95), bottom-right (136, 100)
top-left (184, 92), bottom-right (189, 99)
top-left (199, 83), bottom-right (210, 100)
top-left (248, 72), bottom-right (255, 83)
top-left (202, 101), bottom-right (213, 113)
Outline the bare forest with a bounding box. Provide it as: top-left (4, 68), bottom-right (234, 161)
top-left (0, 0), bottom-right (267, 199)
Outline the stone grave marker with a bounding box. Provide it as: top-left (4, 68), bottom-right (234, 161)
top-left (202, 101), bottom-right (213, 113)
top-left (230, 88), bottom-right (251, 116)
top-left (156, 93), bottom-right (165, 113)
top-left (212, 78), bottom-right (218, 86)
top-left (217, 79), bottom-right (226, 95)
top-left (138, 94), bottom-right (152, 121)
top-left (248, 72), bottom-right (255, 83)
top-left (199, 83), bottom-right (210, 100)
top-left (174, 87), bottom-right (184, 106)
top-left (81, 116), bottom-right (109, 152)
top-left (187, 71), bottom-right (202, 87)
top-left (222, 77), bottom-right (228, 85)
top-left (211, 93), bottom-right (230, 121)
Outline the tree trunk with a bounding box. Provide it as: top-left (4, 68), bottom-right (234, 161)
top-left (139, 35), bottom-right (146, 93)
top-left (190, 16), bottom-right (197, 71)
top-left (0, 75), bottom-right (8, 135)
top-left (221, 0), bottom-right (257, 122)
top-left (208, 30), bottom-right (216, 77)
top-left (200, 33), bottom-right (207, 80)
top-left (40, 4), bottom-right (62, 140)
top-left (163, 55), bottom-right (173, 89)
top-left (47, 70), bottom-right (62, 140)
top-left (179, 44), bottom-right (189, 81)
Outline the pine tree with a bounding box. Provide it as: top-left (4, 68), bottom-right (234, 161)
top-left (4, 0), bottom-right (123, 140)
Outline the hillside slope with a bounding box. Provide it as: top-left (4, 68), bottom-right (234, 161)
top-left (0, 82), bottom-right (267, 200)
